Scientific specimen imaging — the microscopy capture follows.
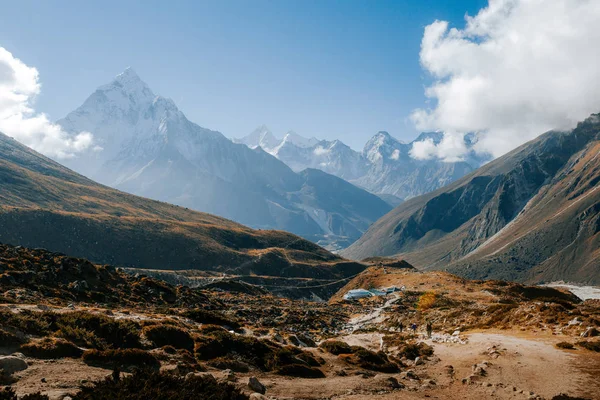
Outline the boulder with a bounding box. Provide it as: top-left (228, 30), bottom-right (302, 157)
top-left (0, 355), bottom-right (28, 374)
top-left (248, 376), bottom-right (266, 394)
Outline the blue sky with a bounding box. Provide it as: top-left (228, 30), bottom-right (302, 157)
top-left (1, 0), bottom-right (488, 150)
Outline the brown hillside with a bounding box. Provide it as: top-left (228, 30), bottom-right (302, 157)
top-left (0, 132), bottom-right (363, 278)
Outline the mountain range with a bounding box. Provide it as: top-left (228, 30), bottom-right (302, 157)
top-left (56, 69), bottom-right (391, 250)
top-left (342, 114), bottom-right (600, 285)
top-left (236, 127), bottom-right (489, 204)
top-left (0, 130), bottom-right (365, 279)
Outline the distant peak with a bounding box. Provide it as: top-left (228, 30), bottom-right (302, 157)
top-left (114, 67), bottom-right (144, 84)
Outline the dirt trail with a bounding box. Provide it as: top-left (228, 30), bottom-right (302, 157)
top-left (268, 331), bottom-right (600, 400)
top-left (346, 293), bottom-right (400, 332)
top-left (426, 331), bottom-right (600, 399)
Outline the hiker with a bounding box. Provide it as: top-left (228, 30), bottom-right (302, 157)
top-left (411, 323), bottom-right (417, 333)
top-left (426, 320), bottom-right (433, 338)
top-left (398, 321), bottom-right (404, 333)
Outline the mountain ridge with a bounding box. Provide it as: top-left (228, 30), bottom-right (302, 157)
top-left (237, 127), bottom-right (490, 203)
top-left (342, 114), bottom-right (600, 284)
top-left (56, 70), bottom-right (391, 250)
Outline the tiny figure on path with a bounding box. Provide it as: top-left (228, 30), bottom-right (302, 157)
top-left (426, 320), bottom-right (433, 338)
top-left (398, 321), bottom-right (404, 333)
top-left (411, 323), bottom-right (417, 333)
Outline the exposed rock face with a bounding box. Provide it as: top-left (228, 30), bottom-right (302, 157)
top-left (56, 69), bottom-right (390, 249)
top-left (343, 114), bottom-right (600, 284)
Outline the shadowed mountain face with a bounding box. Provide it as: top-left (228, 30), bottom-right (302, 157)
top-left (237, 128), bottom-right (489, 205)
top-left (0, 131), bottom-right (366, 279)
top-left (56, 69), bottom-right (390, 250)
top-left (342, 114), bottom-right (600, 284)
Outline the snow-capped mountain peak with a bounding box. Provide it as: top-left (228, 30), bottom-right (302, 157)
top-left (363, 131), bottom-right (405, 163)
top-left (282, 131), bottom-right (319, 149)
top-left (236, 125), bottom-right (281, 151)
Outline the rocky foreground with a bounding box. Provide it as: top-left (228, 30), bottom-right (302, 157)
top-left (1, 244), bottom-right (599, 399)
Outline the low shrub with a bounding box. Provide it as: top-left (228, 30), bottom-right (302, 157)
top-left (181, 309), bottom-right (241, 331)
top-left (319, 340), bottom-right (353, 355)
top-left (555, 342), bottom-right (575, 350)
top-left (55, 312), bottom-right (141, 350)
top-left (275, 364), bottom-right (325, 378)
top-left (397, 342), bottom-right (434, 360)
top-left (197, 325), bottom-right (229, 335)
top-left (417, 292), bottom-right (437, 311)
top-left (194, 330), bottom-right (277, 370)
top-left (82, 349), bottom-right (160, 370)
top-left (0, 310), bottom-right (51, 336)
top-left (0, 329), bottom-right (25, 347)
top-left (71, 369), bottom-right (248, 400)
top-left (143, 325), bottom-right (194, 352)
top-left (0, 387), bottom-right (49, 400)
top-left (576, 340), bottom-right (600, 352)
top-left (206, 357), bottom-right (250, 372)
top-left (195, 330), bottom-right (318, 373)
top-left (20, 338), bottom-right (83, 359)
top-left (339, 347), bottom-right (399, 373)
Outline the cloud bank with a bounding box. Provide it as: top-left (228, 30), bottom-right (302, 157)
top-left (0, 47), bottom-right (94, 159)
top-left (410, 0), bottom-right (600, 161)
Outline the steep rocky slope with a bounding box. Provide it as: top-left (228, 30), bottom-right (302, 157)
top-left (342, 114), bottom-right (600, 284)
top-left (0, 131), bottom-right (365, 278)
top-left (56, 69), bottom-right (390, 249)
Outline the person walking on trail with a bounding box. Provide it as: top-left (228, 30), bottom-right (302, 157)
top-left (411, 323), bottom-right (417, 334)
top-left (426, 320), bottom-right (433, 338)
top-left (398, 321), bottom-right (404, 333)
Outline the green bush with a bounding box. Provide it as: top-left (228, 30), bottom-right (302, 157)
top-left (71, 369), bottom-right (248, 400)
top-left (82, 349), bottom-right (160, 370)
top-left (143, 325), bottom-right (194, 352)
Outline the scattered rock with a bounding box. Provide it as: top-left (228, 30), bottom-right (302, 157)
top-left (581, 327), bottom-right (599, 338)
top-left (249, 394), bottom-right (268, 400)
top-left (248, 376), bottom-right (266, 394)
top-left (224, 369), bottom-right (236, 382)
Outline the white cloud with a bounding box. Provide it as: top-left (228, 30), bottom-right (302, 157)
top-left (0, 47), bottom-right (94, 159)
top-left (409, 132), bottom-right (468, 162)
top-left (410, 0), bottom-right (600, 160)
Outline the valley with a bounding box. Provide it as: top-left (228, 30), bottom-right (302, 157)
top-left (1, 243), bottom-right (599, 400)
